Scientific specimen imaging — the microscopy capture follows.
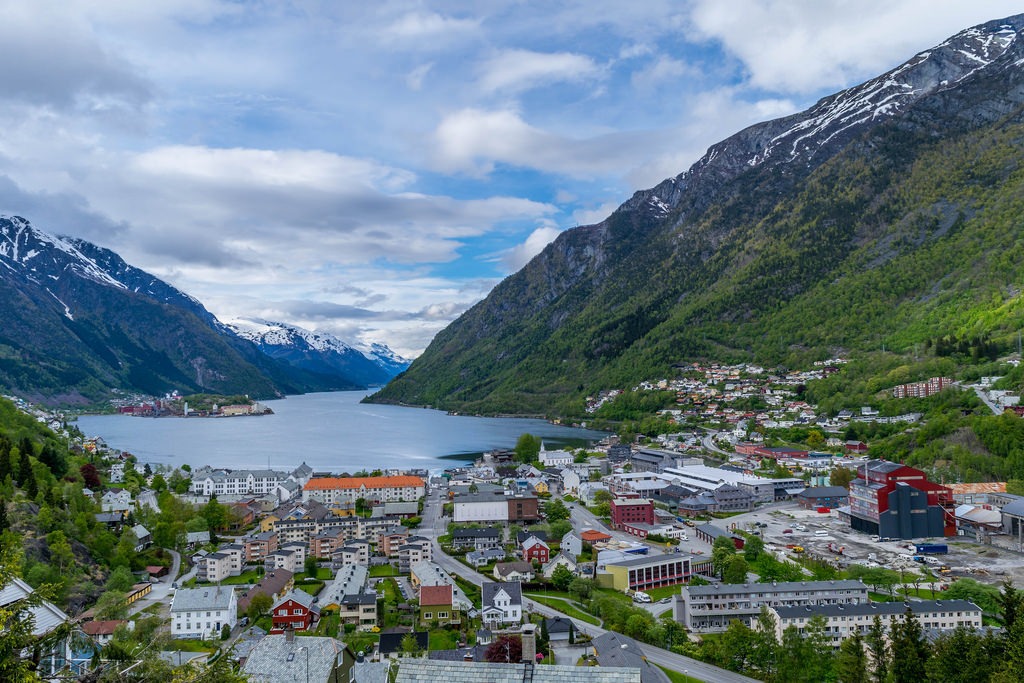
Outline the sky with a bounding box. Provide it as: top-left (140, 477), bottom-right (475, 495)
top-left (0, 1), bottom-right (1020, 358)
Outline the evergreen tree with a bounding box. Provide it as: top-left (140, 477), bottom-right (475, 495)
top-left (865, 615), bottom-right (889, 683)
top-left (992, 619), bottom-right (1024, 683)
top-left (23, 465), bottom-right (37, 499)
top-left (748, 607), bottom-right (779, 680)
top-left (0, 497), bottom-right (7, 533)
top-left (890, 609), bottom-right (929, 683)
top-left (836, 632), bottom-right (869, 683)
top-left (997, 578), bottom-right (1021, 633)
top-left (15, 448), bottom-right (30, 486)
top-left (0, 438), bottom-right (10, 480)
top-left (925, 626), bottom-right (1001, 683)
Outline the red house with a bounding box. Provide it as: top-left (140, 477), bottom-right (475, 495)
top-left (521, 536), bottom-right (550, 564)
top-left (270, 590), bottom-right (319, 633)
top-left (610, 498), bottom-right (655, 530)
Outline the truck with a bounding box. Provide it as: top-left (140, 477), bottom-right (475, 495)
top-left (915, 543), bottom-right (948, 554)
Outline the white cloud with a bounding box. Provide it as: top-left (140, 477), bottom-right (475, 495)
top-left (689, 0), bottom-right (1024, 92)
top-left (406, 63), bottom-right (434, 90)
top-left (383, 11), bottom-right (481, 41)
top-left (477, 49), bottom-right (602, 94)
top-left (630, 55), bottom-right (694, 92)
top-left (499, 226), bottom-right (563, 271)
top-left (572, 201), bottom-right (621, 227)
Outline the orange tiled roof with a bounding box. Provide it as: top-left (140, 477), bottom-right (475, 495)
top-left (580, 529), bottom-right (612, 542)
top-left (303, 475), bottom-right (425, 491)
top-left (419, 584), bottom-right (453, 606)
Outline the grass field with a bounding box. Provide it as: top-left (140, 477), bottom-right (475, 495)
top-left (524, 593), bottom-right (600, 626)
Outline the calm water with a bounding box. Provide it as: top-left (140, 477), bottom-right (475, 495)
top-left (75, 391), bottom-right (607, 473)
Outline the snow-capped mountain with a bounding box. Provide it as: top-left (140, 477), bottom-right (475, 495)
top-left (228, 318), bottom-right (410, 387)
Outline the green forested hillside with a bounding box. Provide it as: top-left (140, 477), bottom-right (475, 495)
top-left (373, 73), bottom-right (1024, 417)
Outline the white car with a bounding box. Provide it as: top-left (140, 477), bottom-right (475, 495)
top-left (795, 525), bottom-right (807, 531)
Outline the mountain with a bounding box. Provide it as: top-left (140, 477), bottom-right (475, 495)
top-left (0, 217), bottom-right (384, 403)
top-left (227, 318), bottom-right (410, 387)
top-left (370, 14), bottom-right (1024, 416)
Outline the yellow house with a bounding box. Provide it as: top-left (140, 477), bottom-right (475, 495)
top-left (259, 514), bottom-right (280, 533)
top-left (532, 480), bottom-right (549, 495)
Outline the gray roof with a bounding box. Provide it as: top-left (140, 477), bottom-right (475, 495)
top-left (603, 553), bottom-right (690, 569)
top-left (171, 585), bottom-right (235, 612)
top-left (242, 634), bottom-right (343, 683)
top-left (773, 599), bottom-right (981, 620)
top-left (452, 528), bottom-right (501, 539)
top-left (481, 581), bottom-right (522, 609)
top-left (0, 577), bottom-right (69, 637)
top-left (683, 580), bottom-right (866, 597)
top-left (274, 589), bottom-right (317, 611)
top-left (695, 523), bottom-right (732, 539)
top-left (1002, 498), bottom-right (1024, 517)
top-left (797, 486), bottom-right (850, 499)
top-left (591, 631), bottom-right (670, 683)
top-left (394, 659), bottom-right (640, 683)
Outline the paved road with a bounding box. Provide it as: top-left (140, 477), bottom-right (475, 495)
top-left (424, 484), bottom-right (757, 683)
top-left (128, 547), bottom-right (181, 617)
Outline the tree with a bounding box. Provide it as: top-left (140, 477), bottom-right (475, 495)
top-left (79, 463), bottom-right (101, 489)
top-left (592, 489), bottom-right (612, 504)
top-left (550, 565), bottom-right (574, 592)
top-left (997, 578), bottom-right (1021, 633)
top-left (400, 632), bottom-right (423, 657)
top-left (355, 497), bottom-right (369, 515)
top-left (722, 555), bottom-right (750, 584)
top-left (201, 496), bottom-right (229, 537)
top-left (830, 466), bottom-right (855, 488)
top-left (151, 473), bottom-right (167, 493)
top-left (485, 634), bottom-right (522, 663)
top-left (926, 626), bottom-right (1000, 683)
top-left (304, 554), bottom-right (319, 577)
top-left (247, 593), bottom-right (273, 623)
top-left (865, 615), bottom-right (889, 683)
top-left (0, 539), bottom-right (47, 682)
top-left (105, 566), bottom-right (137, 593)
top-left (748, 608), bottom-right (778, 680)
top-left (836, 631), bottom-right (869, 683)
top-left (514, 434), bottom-right (541, 464)
top-left (94, 590), bottom-right (129, 620)
top-left (743, 535), bottom-right (765, 562)
top-left (890, 609), bottom-right (929, 683)
top-left (544, 499), bottom-right (569, 522)
top-left (711, 536), bottom-right (737, 579)
top-left (568, 578), bottom-right (594, 601)
top-left (549, 519), bottom-right (572, 540)
top-left (221, 623), bottom-right (231, 640)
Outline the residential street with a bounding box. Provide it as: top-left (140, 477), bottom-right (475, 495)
top-left (422, 483), bottom-right (758, 683)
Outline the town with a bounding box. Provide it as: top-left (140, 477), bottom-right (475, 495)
top-left (7, 367), bottom-right (1024, 683)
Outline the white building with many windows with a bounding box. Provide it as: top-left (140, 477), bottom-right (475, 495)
top-left (189, 463), bottom-right (312, 497)
top-left (170, 586), bottom-right (237, 639)
top-left (768, 599), bottom-right (982, 647)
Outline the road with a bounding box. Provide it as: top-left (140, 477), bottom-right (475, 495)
top-left (128, 547), bottom-right (181, 617)
top-left (700, 429), bottom-right (733, 457)
top-left (423, 484), bottom-right (757, 683)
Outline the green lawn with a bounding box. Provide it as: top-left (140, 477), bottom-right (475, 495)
top-left (197, 569), bottom-right (262, 585)
top-left (428, 629), bottom-right (461, 650)
top-left (643, 585), bottom-right (681, 601)
top-left (296, 581), bottom-right (324, 596)
top-left (294, 567), bottom-right (333, 581)
top-left (168, 639), bottom-right (218, 653)
top-left (524, 594), bottom-right (600, 626)
top-left (369, 564), bottom-right (398, 577)
top-left (315, 613), bottom-right (341, 638)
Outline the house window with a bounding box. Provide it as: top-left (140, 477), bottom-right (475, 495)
top-left (438, 612), bottom-right (448, 619)
top-left (423, 612), bottom-right (433, 619)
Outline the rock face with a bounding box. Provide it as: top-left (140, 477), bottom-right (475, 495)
top-left (228, 318), bottom-right (410, 388)
top-left (370, 14), bottom-right (1024, 415)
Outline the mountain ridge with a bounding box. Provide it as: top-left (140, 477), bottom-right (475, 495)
top-left (369, 13), bottom-right (1024, 416)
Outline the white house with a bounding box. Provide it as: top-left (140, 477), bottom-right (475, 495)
top-left (101, 489), bottom-right (133, 513)
top-left (170, 586), bottom-right (237, 639)
top-left (480, 581), bottom-right (523, 628)
top-left (539, 443), bottom-right (573, 468)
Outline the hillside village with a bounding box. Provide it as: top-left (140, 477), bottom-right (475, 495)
top-left (7, 372), bottom-right (1024, 683)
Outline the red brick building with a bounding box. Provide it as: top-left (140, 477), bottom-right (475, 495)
top-left (610, 498), bottom-right (654, 530)
top-left (849, 460), bottom-right (955, 539)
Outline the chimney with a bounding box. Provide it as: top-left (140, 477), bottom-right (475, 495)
top-left (285, 628), bottom-right (295, 642)
top-left (521, 624), bottom-right (536, 663)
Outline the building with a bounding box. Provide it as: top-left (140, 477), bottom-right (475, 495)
top-left (0, 576), bottom-right (73, 677)
top-left (318, 564), bottom-right (368, 612)
top-left (242, 633), bottom-right (354, 683)
top-left (397, 537), bottom-right (432, 574)
top-left (1001, 496), bottom-right (1024, 545)
top-left (338, 593), bottom-right (379, 631)
top-left (393, 659), bottom-right (641, 683)
top-left (494, 561), bottom-right (535, 582)
top-left (676, 580), bottom-right (869, 633)
top-left (452, 492), bottom-right (541, 523)
top-left (450, 528), bottom-right (502, 550)
top-left (190, 463), bottom-right (312, 498)
top-left (302, 475), bottom-right (425, 505)
top-left (590, 632), bottom-right (670, 683)
top-left (82, 620), bottom-right (129, 646)
top-left (170, 586), bottom-right (238, 639)
top-left (467, 548), bottom-right (506, 567)
top-left (538, 444), bottom-right (573, 467)
top-left (480, 581), bottom-right (522, 628)
top-left (238, 570), bottom-right (295, 616)
top-left (796, 486), bottom-right (851, 510)
top-left (661, 464), bottom-right (805, 503)
top-left (629, 448), bottom-right (681, 473)
top-left (198, 545), bottom-right (245, 583)
top-left (420, 584), bottom-right (459, 626)
top-left (694, 523), bottom-right (745, 550)
top-left (946, 482), bottom-right (1007, 505)
top-left (849, 460), bottom-right (955, 539)
top-left (521, 535), bottom-right (550, 564)
top-left (243, 531), bottom-right (279, 563)
top-left (610, 498), bottom-right (654, 531)
top-left (892, 377), bottom-right (953, 398)
top-left (271, 590), bottom-right (320, 633)
top-left (768, 599), bottom-right (982, 647)
top-left (600, 553), bottom-right (710, 593)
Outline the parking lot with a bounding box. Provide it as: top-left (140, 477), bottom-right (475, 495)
top-left (713, 504), bottom-right (1024, 588)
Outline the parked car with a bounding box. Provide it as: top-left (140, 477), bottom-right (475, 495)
top-left (795, 525), bottom-right (807, 531)
top-left (782, 529), bottom-right (793, 534)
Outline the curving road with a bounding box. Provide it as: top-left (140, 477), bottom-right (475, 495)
top-left (421, 485), bottom-right (757, 683)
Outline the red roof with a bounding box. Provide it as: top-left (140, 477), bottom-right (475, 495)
top-left (580, 530), bottom-right (612, 542)
top-left (419, 584), bottom-right (453, 607)
top-left (82, 620), bottom-right (126, 636)
top-left (304, 475), bottom-right (425, 491)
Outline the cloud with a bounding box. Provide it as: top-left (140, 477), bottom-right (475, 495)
top-left (688, 0), bottom-right (1024, 93)
top-left (478, 49), bottom-right (602, 94)
top-left (499, 226), bottom-right (563, 271)
top-left (406, 63), bottom-right (434, 90)
top-left (383, 11), bottom-right (481, 41)
top-left (0, 5), bottom-right (150, 111)
top-left (630, 55), bottom-right (695, 92)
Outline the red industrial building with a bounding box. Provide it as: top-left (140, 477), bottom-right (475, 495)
top-left (849, 460), bottom-right (955, 539)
